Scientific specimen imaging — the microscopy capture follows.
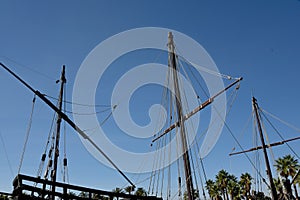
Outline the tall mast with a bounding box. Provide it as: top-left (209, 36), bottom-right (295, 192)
top-left (168, 32), bottom-right (194, 200)
top-left (52, 65), bottom-right (66, 199)
top-left (252, 97), bottom-right (278, 200)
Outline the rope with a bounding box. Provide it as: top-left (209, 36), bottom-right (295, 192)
top-left (258, 114), bottom-right (279, 183)
top-left (194, 135), bottom-right (208, 184)
top-left (174, 52), bottom-right (196, 200)
top-left (174, 49), bottom-right (241, 198)
top-left (261, 108), bottom-right (300, 133)
top-left (178, 58), bottom-right (204, 101)
top-left (199, 158), bottom-right (208, 186)
top-left (64, 107), bottom-right (113, 115)
top-left (0, 130), bottom-right (14, 176)
top-left (177, 53), bottom-right (238, 81)
top-left (148, 142), bottom-right (160, 195)
top-left (45, 94), bottom-right (111, 108)
top-left (148, 64), bottom-right (175, 197)
top-left (147, 43), bottom-right (243, 199)
top-left (166, 71), bottom-right (174, 199)
top-left (219, 102), bottom-right (271, 189)
top-left (0, 56), bottom-right (55, 81)
top-left (252, 112), bottom-right (260, 192)
top-left (167, 53), bottom-right (182, 197)
top-left (43, 97), bottom-right (62, 181)
top-left (18, 95), bottom-right (36, 174)
top-left (160, 136), bottom-right (167, 197)
top-left (253, 109), bottom-right (281, 191)
top-left (194, 154), bottom-right (207, 200)
top-left (36, 111), bottom-right (56, 178)
top-left (175, 127), bottom-right (182, 199)
top-left (99, 106), bottom-right (117, 126)
top-left (177, 57), bottom-right (200, 197)
top-left (195, 82), bottom-right (239, 158)
top-left (259, 114), bottom-right (277, 161)
top-left (150, 136), bottom-right (165, 195)
top-left (182, 58), bottom-right (209, 99)
top-left (190, 147), bottom-right (199, 198)
top-left (44, 120), bottom-right (57, 180)
top-left (260, 109), bottom-right (300, 159)
top-left (231, 111), bottom-right (253, 155)
top-left (63, 84), bottom-right (69, 184)
top-left (167, 125), bottom-right (172, 200)
top-left (155, 139), bottom-right (164, 196)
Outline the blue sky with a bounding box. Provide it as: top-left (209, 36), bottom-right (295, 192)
top-left (0, 0), bottom-right (300, 198)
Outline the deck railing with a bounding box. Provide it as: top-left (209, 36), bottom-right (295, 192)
top-left (12, 174), bottom-right (162, 200)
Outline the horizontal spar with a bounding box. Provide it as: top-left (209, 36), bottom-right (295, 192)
top-left (152, 77), bottom-right (243, 143)
top-left (229, 136), bottom-right (300, 156)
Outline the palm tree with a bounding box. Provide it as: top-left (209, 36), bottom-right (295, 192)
top-left (227, 175), bottom-right (241, 200)
top-left (193, 189), bottom-right (199, 199)
top-left (112, 187), bottom-right (123, 200)
top-left (135, 187), bottom-right (147, 196)
top-left (79, 191), bottom-right (89, 198)
top-left (287, 156), bottom-right (300, 200)
top-left (206, 179), bottom-right (216, 199)
top-left (92, 193), bottom-right (100, 199)
top-left (275, 154), bottom-right (300, 199)
top-left (0, 195), bottom-right (8, 200)
top-left (215, 169), bottom-right (230, 200)
top-left (183, 189), bottom-right (199, 200)
top-left (240, 173), bottom-right (252, 199)
top-left (206, 181), bottom-right (222, 200)
top-left (250, 191), bottom-right (271, 200)
top-left (68, 191), bottom-right (77, 199)
top-left (273, 177), bottom-right (284, 199)
top-left (294, 172), bottom-right (300, 200)
top-left (124, 186), bottom-right (134, 195)
top-left (295, 172), bottom-right (300, 188)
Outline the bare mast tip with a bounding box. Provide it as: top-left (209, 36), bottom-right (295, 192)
top-left (168, 32), bottom-right (174, 46)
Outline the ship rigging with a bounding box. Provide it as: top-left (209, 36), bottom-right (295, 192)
top-left (148, 32), bottom-right (242, 200)
top-left (0, 32), bottom-right (244, 200)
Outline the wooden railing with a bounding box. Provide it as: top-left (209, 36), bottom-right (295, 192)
top-left (12, 174), bottom-right (162, 200)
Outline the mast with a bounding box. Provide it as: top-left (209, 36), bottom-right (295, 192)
top-left (168, 32), bottom-right (194, 200)
top-left (252, 97), bottom-right (278, 200)
top-left (51, 65), bottom-right (66, 199)
top-left (0, 62), bottom-right (135, 187)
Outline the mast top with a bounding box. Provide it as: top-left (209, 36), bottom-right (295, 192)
top-left (168, 32), bottom-right (173, 41)
top-left (252, 96), bottom-right (257, 103)
top-left (168, 32), bottom-right (175, 50)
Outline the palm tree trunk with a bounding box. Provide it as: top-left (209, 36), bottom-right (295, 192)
top-left (225, 189), bottom-right (229, 200)
top-left (293, 184), bottom-right (299, 200)
top-left (222, 190), bottom-right (226, 200)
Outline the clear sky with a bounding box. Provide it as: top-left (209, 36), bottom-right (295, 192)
top-left (0, 0), bottom-right (300, 198)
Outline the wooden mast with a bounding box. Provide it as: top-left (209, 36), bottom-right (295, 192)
top-left (168, 32), bottom-right (194, 200)
top-left (252, 97), bottom-right (278, 200)
top-left (0, 62), bottom-right (135, 187)
top-left (52, 65), bottom-right (66, 199)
